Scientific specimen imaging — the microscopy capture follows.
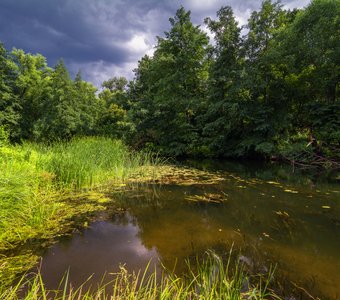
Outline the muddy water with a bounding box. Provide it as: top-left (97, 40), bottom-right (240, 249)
top-left (40, 161), bottom-right (340, 299)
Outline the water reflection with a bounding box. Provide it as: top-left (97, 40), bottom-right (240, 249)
top-left (41, 161), bottom-right (340, 299)
top-left (40, 214), bottom-right (159, 289)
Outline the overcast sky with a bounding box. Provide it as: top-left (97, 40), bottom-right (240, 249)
top-left (0, 0), bottom-right (310, 87)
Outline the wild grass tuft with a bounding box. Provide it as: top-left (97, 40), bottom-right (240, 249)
top-left (1, 252), bottom-right (280, 300)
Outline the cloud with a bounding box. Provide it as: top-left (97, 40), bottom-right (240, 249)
top-left (124, 34), bottom-right (153, 55)
top-left (68, 60), bottom-right (138, 88)
top-left (283, 0), bottom-right (310, 9)
top-left (184, 0), bottom-right (226, 12)
top-left (0, 0), bottom-right (311, 86)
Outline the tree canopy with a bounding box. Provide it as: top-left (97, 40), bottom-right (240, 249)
top-left (0, 0), bottom-right (338, 166)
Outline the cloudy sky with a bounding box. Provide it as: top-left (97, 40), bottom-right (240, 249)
top-left (0, 0), bottom-right (310, 87)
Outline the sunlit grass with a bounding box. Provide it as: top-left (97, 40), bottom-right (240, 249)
top-left (0, 137), bottom-right (161, 289)
top-left (1, 251), bottom-right (279, 300)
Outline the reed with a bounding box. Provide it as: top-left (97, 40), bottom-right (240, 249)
top-left (31, 137), bottom-right (159, 190)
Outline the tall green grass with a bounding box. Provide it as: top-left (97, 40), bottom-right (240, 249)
top-left (1, 252), bottom-right (279, 300)
top-left (29, 137), bottom-right (158, 190)
top-left (0, 137), bottom-right (160, 288)
top-left (0, 137), bottom-right (159, 246)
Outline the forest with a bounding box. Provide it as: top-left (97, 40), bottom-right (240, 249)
top-left (1, 0), bottom-right (339, 167)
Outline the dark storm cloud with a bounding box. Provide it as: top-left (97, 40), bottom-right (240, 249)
top-left (0, 0), bottom-right (309, 85)
top-left (0, 0), bottom-right (129, 65)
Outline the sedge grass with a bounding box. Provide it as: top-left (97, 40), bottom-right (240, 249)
top-left (1, 251), bottom-right (280, 300)
top-left (0, 137), bottom-right (162, 289)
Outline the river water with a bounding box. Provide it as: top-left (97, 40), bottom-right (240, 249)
top-left (39, 161), bottom-right (340, 299)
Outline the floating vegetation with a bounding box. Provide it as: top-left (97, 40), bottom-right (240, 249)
top-left (237, 185), bottom-right (246, 189)
top-left (185, 192), bottom-right (228, 204)
top-left (283, 189), bottom-right (299, 194)
top-left (267, 181), bottom-right (280, 185)
top-left (128, 165), bottom-right (226, 186)
top-left (275, 211), bottom-right (290, 218)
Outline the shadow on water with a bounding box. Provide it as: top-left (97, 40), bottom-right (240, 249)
top-left (39, 160), bottom-right (340, 299)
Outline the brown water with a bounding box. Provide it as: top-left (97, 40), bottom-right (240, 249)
top-left (40, 161), bottom-right (340, 299)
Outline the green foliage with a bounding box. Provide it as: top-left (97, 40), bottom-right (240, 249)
top-left (0, 43), bottom-right (21, 141)
top-left (97, 76), bottom-right (134, 138)
top-left (102, 76), bottom-right (128, 93)
top-left (0, 48), bottom-right (106, 142)
top-left (265, 0), bottom-right (340, 163)
top-left (129, 7), bottom-right (210, 156)
top-left (0, 0), bottom-right (338, 165)
top-left (0, 137), bottom-right (159, 251)
top-left (0, 125), bottom-right (9, 146)
top-left (202, 6), bottom-right (244, 156)
top-left (41, 137), bottom-right (134, 189)
top-left (201, 0), bottom-right (338, 162)
top-left (11, 48), bottom-right (52, 140)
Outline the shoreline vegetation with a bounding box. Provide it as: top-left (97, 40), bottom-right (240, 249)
top-left (0, 137), bottom-right (161, 291)
top-left (1, 137), bottom-right (282, 299)
top-left (2, 251), bottom-right (278, 300)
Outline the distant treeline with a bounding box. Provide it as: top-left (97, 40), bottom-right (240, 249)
top-left (0, 0), bottom-right (339, 165)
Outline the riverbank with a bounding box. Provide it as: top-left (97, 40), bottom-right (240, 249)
top-left (0, 138), bottom-right (280, 299)
top-left (0, 137), bottom-right (160, 289)
top-left (1, 138), bottom-right (337, 299)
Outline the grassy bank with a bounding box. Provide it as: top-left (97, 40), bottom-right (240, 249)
top-left (0, 137), bottom-right (159, 288)
top-left (1, 137), bottom-right (283, 299)
top-left (2, 252), bottom-right (278, 300)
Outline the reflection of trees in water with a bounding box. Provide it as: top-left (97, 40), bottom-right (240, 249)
top-left (112, 190), bottom-right (243, 272)
top-left (107, 171), bottom-right (338, 260)
top-left (184, 159), bottom-right (337, 186)
top-left (101, 161), bottom-right (339, 299)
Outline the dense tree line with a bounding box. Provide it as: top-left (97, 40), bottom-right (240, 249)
top-left (0, 47), bottom-right (130, 142)
top-left (0, 0), bottom-right (339, 166)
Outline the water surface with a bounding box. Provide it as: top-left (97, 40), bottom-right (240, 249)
top-left (40, 161), bottom-right (340, 299)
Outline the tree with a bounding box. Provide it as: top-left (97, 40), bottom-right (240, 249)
top-left (0, 43), bottom-right (21, 141)
top-left (100, 76), bottom-right (129, 109)
top-left (202, 6), bottom-right (244, 156)
top-left (128, 55), bottom-right (157, 148)
top-left (72, 71), bottom-right (100, 136)
top-left (34, 60), bottom-right (79, 140)
top-left (130, 7), bottom-right (210, 156)
top-left (102, 77), bottom-right (128, 93)
top-left (97, 76), bottom-right (132, 138)
top-left (236, 0), bottom-right (296, 157)
top-left (271, 0), bottom-right (340, 159)
top-left (11, 48), bottom-right (51, 140)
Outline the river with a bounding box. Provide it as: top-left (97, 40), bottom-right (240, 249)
top-left (39, 160), bottom-right (340, 299)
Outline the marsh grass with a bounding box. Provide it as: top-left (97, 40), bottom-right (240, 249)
top-left (0, 137), bottom-right (161, 288)
top-left (1, 252), bottom-right (279, 300)
top-left (32, 137), bottom-right (159, 190)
